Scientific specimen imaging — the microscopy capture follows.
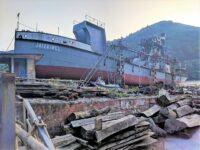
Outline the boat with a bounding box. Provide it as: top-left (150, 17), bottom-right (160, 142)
top-left (90, 77), bottom-right (121, 89)
top-left (14, 16), bottom-right (187, 85)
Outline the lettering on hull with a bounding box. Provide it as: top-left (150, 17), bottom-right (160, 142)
top-left (36, 42), bottom-right (60, 52)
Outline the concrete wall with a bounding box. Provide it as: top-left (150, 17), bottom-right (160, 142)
top-left (27, 58), bottom-right (36, 78)
top-left (16, 96), bottom-right (156, 136)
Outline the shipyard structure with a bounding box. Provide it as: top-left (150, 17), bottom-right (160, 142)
top-left (0, 17), bottom-right (187, 85)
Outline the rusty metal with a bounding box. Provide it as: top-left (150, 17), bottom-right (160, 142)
top-left (0, 73), bottom-right (16, 150)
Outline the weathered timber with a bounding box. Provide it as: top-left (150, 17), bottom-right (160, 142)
top-left (193, 103), bottom-right (200, 108)
top-left (95, 115), bottom-right (138, 143)
top-left (147, 118), bottom-right (167, 137)
top-left (70, 112), bottom-right (125, 128)
top-left (60, 142), bottom-right (81, 150)
top-left (164, 118), bottom-right (187, 134)
top-left (75, 137), bottom-right (95, 150)
top-left (81, 123), bottom-right (96, 140)
top-left (100, 132), bottom-right (154, 150)
top-left (63, 124), bottom-right (75, 134)
top-left (68, 107), bottom-right (111, 121)
top-left (135, 120), bottom-right (150, 127)
top-left (141, 104), bottom-right (160, 117)
top-left (153, 114), bottom-right (167, 124)
top-left (167, 103), bottom-right (178, 111)
top-left (52, 134), bottom-right (76, 148)
top-left (156, 95), bottom-right (187, 107)
top-left (105, 126), bottom-right (149, 143)
top-left (127, 136), bottom-right (157, 149)
top-left (159, 108), bottom-right (177, 119)
top-left (16, 124), bottom-right (48, 150)
top-left (95, 117), bottom-right (102, 130)
top-left (176, 99), bottom-right (192, 107)
top-left (177, 114), bottom-right (200, 127)
top-left (175, 105), bottom-right (194, 117)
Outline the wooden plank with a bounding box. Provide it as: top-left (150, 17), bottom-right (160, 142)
top-left (81, 115), bottom-right (138, 141)
top-left (159, 108), bottom-right (177, 119)
top-left (68, 107), bottom-right (111, 121)
top-left (175, 105), bottom-right (194, 117)
top-left (81, 124), bottom-right (96, 140)
top-left (135, 120), bottom-right (150, 127)
top-left (177, 114), bottom-right (200, 127)
top-left (141, 104), bottom-right (160, 117)
top-left (52, 134), bottom-right (76, 148)
top-left (105, 126), bottom-right (149, 144)
top-left (70, 112), bottom-right (124, 128)
top-left (176, 99), bottom-right (192, 107)
top-left (164, 118), bottom-right (187, 134)
top-left (59, 142), bottom-right (81, 150)
top-left (127, 137), bottom-right (157, 149)
top-left (95, 115), bottom-right (138, 143)
top-left (167, 104), bottom-right (178, 111)
top-left (75, 137), bottom-right (95, 150)
top-left (156, 95), bottom-right (187, 107)
top-left (62, 125), bottom-right (74, 134)
top-left (99, 132), bottom-right (154, 150)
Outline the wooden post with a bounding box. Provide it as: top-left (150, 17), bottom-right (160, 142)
top-left (0, 73), bottom-right (16, 150)
top-left (95, 117), bottom-right (102, 130)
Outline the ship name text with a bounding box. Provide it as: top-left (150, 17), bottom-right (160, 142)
top-left (35, 43), bottom-right (60, 52)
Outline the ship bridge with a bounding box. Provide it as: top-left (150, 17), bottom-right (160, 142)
top-left (73, 16), bottom-right (106, 54)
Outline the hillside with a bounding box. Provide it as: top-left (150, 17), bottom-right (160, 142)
top-left (111, 21), bottom-right (200, 80)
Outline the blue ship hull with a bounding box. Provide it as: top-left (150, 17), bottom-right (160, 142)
top-left (14, 21), bottom-right (187, 85)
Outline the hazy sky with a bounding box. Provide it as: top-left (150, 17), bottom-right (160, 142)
top-left (0, 0), bottom-right (199, 50)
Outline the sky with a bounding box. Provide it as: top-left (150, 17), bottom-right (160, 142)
top-left (0, 0), bottom-right (199, 50)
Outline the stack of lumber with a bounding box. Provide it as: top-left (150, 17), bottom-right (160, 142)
top-left (52, 134), bottom-right (82, 150)
top-left (60, 108), bottom-right (156, 150)
top-left (16, 81), bottom-right (108, 100)
top-left (139, 91), bottom-right (200, 137)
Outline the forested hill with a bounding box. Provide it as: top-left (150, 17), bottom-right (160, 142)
top-left (110, 21), bottom-right (200, 80)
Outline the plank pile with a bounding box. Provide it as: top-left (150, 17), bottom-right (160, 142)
top-left (139, 90), bottom-right (200, 137)
top-left (58, 108), bottom-right (156, 150)
top-left (16, 81), bottom-right (108, 100)
top-left (52, 134), bottom-right (82, 150)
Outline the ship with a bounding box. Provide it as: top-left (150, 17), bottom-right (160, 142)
top-left (14, 16), bottom-right (187, 85)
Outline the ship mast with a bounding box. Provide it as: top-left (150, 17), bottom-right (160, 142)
top-left (16, 13), bottom-right (20, 31)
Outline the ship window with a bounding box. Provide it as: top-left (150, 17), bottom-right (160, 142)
top-left (63, 40), bottom-right (67, 44)
top-left (18, 35), bottom-right (22, 39)
top-left (24, 34), bottom-right (27, 38)
top-left (132, 66), bottom-right (134, 72)
top-left (0, 63), bottom-right (9, 72)
top-left (52, 38), bottom-right (55, 41)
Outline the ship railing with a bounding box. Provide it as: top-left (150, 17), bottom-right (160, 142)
top-left (85, 15), bottom-right (105, 28)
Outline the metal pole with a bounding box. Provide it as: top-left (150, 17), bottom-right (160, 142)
top-left (0, 73), bottom-right (16, 150)
top-left (17, 13), bottom-right (20, 31)
top-left (11, 57), bottom-right (14, 73)
top-left (23, 99), bottom-right (55, 150)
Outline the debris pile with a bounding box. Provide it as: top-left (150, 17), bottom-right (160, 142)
top-left (16, 81), bottom-right (108, 100)
top-left (138, 89), bottom-right (200, 138)
top-left (56, 107), bottom-right (157, 150)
